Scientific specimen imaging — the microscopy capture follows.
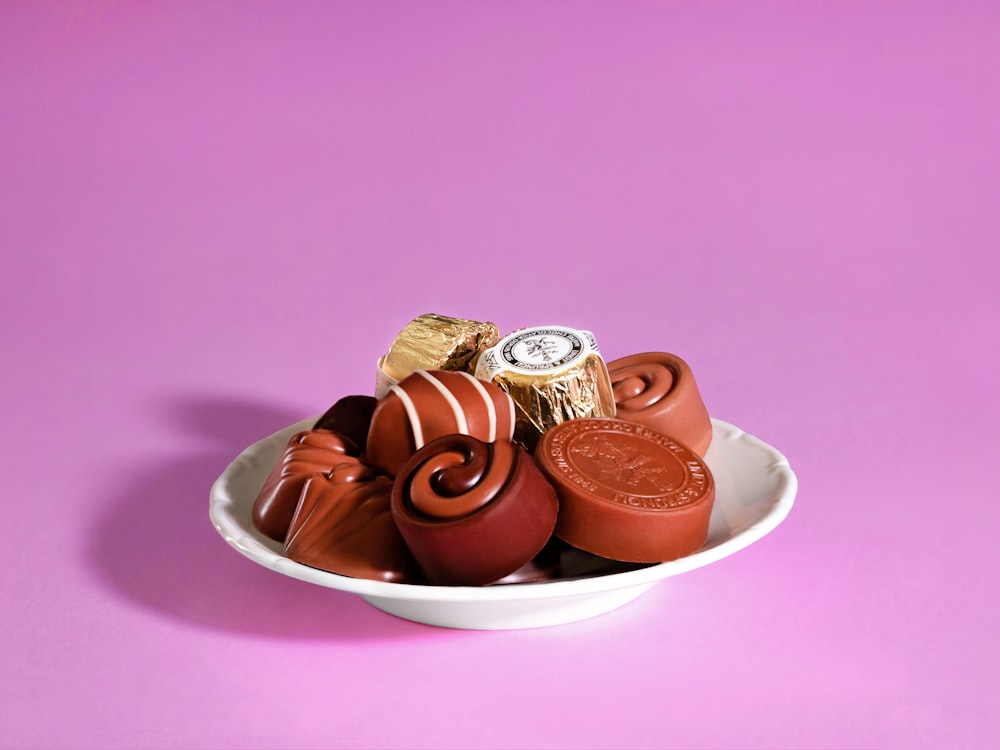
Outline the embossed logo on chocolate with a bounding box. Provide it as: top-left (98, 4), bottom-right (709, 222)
top-left (546, 420), bottom-right (711, 510)
top-left (500, 328), bottom-right (584, 371)
top-left (571, 434), bottom-right (681, 493)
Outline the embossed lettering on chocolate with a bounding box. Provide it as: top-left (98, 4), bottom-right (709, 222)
top-left (535, 418), bottom-right (715, 563)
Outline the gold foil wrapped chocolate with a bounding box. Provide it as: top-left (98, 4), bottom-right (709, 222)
top-left (474, 325), bottom-right (616, 449)
top-left (377, 313), bottom-right (500, 398)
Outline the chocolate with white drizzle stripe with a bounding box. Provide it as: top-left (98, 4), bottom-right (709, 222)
top-left (366, 370), bottom-right (516, 478)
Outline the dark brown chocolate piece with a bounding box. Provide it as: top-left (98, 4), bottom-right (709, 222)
top-left (535, 418), bottom-right (715, 563)
top-left (284, 461), bottom-right (417, 583)
top-left (251, 430), bottom-right (358, 542)
top-left (491, 537), bottom-right (569, 584)
top-left (391, 434), bottom-right (559, 586)
top-left (607, 352), bottom-right (713, 457)
top-left (313, 395), bottom-right (377, 453)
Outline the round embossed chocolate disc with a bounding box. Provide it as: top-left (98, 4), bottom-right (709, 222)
top-left (536, 418), bottom-right (715, 563)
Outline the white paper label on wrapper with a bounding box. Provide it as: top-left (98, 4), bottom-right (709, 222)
top-left (475, 326), bottom-right (600, 380)
top-left (375, 356), bottom-right (399, 399)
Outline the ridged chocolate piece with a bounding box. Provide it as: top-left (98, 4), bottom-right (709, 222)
top-left (251, 430), bottom-right (358, 543)
top-left (284, 461), bottom-right (417, 583)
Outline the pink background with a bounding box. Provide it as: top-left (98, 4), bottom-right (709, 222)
top-left (2, 2), bottom-right (998, 748)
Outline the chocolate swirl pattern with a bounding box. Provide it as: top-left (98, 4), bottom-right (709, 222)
top-left (251, 429), bottom-right (358, 542)
top-left (391, 434), bottom-right (559, 586)
top-left (607, 352), bottom-right (713, 457)
top-left (367, 369), bottom-right (516, 478)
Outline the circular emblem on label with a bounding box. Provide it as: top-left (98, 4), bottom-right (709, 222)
top-left (499, 328), bottom-right (585, 371)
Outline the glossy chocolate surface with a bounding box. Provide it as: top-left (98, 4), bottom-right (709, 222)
top-left (251, 429), bottom-right (359, 542)
top-left (391, 434), bottom-right (558, 586)
top-left (283, 460), bottom-right (417, 583)
top-left (535, 418), bottom-right (715, 563)
top-left (367, 369), bottom-right (515, 478)
top-left (313, 395), bottom-right (377, 453)
top-left (607, 352), bottom-right (713, 457)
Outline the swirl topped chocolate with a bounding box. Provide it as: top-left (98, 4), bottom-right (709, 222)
top-left (391, 434), bottom-right (558, 586)
top-left (246, 313), bottom-right (723, 587)
top-left (607, 352), bottom-right (713, 457)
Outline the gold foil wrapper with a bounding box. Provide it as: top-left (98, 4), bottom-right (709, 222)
top-left (380, 313), bottom-right (501, 383)
top-left (475, 326), bottom-right (616, 450)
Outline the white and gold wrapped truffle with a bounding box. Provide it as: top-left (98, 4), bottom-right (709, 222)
top-left (474, 325), bottom-right (616, 449)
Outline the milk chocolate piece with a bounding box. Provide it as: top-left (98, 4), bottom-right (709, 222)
top-left (313, 395), bottom-right (377, 453)
top-left (380, 313), bottom-right (501, 384)
top-left (607, 352), bottom-right (713, 457)
top-left (367, 370), bottom-right (516, 478)
top-left (475, 325), bottom-right (616, 450)
top-left (391, 434), bottom-right (559, 586)
top-left (284, 461), bottom-right (417, 583)
top-left (251, 430), bottom-right (358, 542)
top-left (535, 418), bottom-right (715, 563)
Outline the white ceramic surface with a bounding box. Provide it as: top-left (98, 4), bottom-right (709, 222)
top-left (209, 418), bottom-right (797, 630)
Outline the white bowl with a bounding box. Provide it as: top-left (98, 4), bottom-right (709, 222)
top-left (210, 418), bottom-right (797, 630)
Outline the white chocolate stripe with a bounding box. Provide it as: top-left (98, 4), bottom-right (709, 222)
top-left (457, 371), bottom-right (497, 442)
top-left (389, 383), bottom-right (425, 449)
top-left (416, 370), bottom-right (469, 435)
top-left (505, 388), bottom-right (515, 440)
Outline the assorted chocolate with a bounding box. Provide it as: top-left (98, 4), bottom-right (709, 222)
top-left (251, 313), bottom-right (717, 586)
top-left (475, 325), bottom-right (616, 451)
top-left (607, 352), bottom-right (713, 458)
top-left (376, 313), bottom-right (500, 398)
top-left (252, 429), bottom-right (360, 542)
top-left (367, 370), bottom-right (515, 478)
top-left (284, 464), bottom-right (416, 583)
top-left (312, 395), bottom-right (377, 453)
top-left (536, 418), bottom-right (714, 563)
top-left (392, 434), bottom-right (558, 585)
